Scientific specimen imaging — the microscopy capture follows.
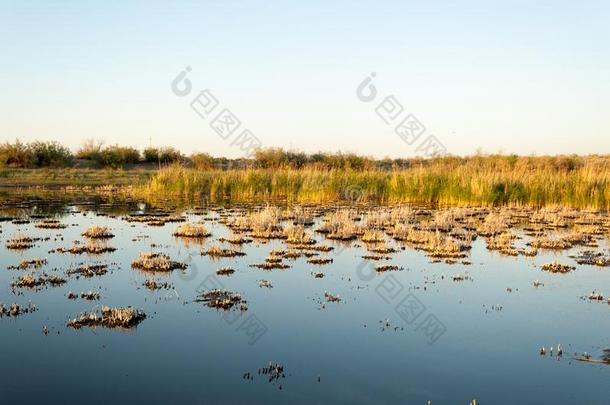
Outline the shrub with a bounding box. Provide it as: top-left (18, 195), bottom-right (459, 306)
top-left (0, 140), bottom-right (32, 167)
top-left (191, 152), bottom-right (215, 170)
top-left (0, 140), bottom-right (73, 168)
top-left (144, 147), bottom-right (183, 165)
top-left (158, 147), bottom-right (183, 164)
top-left (29, 141), bottom-right (73, 167)
top-left (99, 145), bottom-right (141, 168)
top-left (76, 139), bottom-right (105, 161)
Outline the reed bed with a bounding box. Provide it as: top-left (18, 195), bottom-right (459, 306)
top-left (141, 156), bottom-right (610, 209)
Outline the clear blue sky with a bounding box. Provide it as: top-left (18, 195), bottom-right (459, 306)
top-left (1, 0), bottom-right (608, 157)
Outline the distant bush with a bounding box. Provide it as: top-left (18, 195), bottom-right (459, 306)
top-left (29, 141), bottom-right (73, 167)
top-left (253, 148), bottom-right (375, 170)
top-left (76, 139), bottom-right (105, 161)
top-left (0, 140), bottom-right (32, 167)
top-left (143, 147), bottom-right (183, 165)
top-left (99, 145), bottom-right (141, 168)
top-left (191, 152), bottom-right (215, 170)
top-left (0, 140), bottom-right (73, 168)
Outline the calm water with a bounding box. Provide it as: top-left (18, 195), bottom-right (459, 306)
top-left (0, 200), bottom-right (608, 404)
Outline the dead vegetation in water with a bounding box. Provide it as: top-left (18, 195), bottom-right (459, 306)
top-left (324, 292), bottom-right (341, 302)
top-left (362, 230), bottom-right (385, 243)
top-left (66, 263), bottom-right (108, 278)
top-left (6, 235), bottom-right (40, 250)
top-left (317, 209), bottom-right (360, 241)
top-left (570, 251), bottom-right (610, 267)
top-left (143, 279), bottom-right (173, 290)
top-left (285, 225), bottom-right (315, 245)
top-left (125, 212), bottom-right (185, 227)
top-left (0, 302), bottom-right (37, 318)
top-left (486, 232), bottom-right (519, 256)
top-left (250, 262), bottom-right (291, 270)
top-left (131, 252), bottom-right (186, 272)
top-left (35, 219), bottom-right (67, 229)
top-left (7, 258), bottom-right (47, 270)
top-left (375, 264), bottom-right (402, 272)
top-left (201, 245), bottom-right (246, 258)
top-left (82, 225), bottom-right (114, 239)
top-left (258, 280), bottom-right (273, 288)
top-left (12, 273), bottom-right (66, 289)
top-left (541, 261), bottom-right (575, 274)
top-left (307, 257), bottom-right (333, 265)
top-left (173, 222), bottom-right (211, 238)
top-left (573, 349), bottom-right (610, 365)
top-left (67, 306), bottom-right (146, 329)
top-left (56, 241), bottom-right (116, 255)
top-left (362, 254), bottom-right (391, 261)
top-left (67, 290), bottom-right (100, 301)
top-left (226, 206), bottom-right (285, 239)
top-left (196, 289), bottom-right (248, 311)
top-left (216, 267), bottom-right (236, 276)
top-left (218, 235), bottom-right (253, 245)
top-left (587, 291), bottom-right (604, 301)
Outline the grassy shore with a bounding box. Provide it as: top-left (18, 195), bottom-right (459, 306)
top-left (2, 155), bottom-right (609, 209)
top-left (143, 156), bottom-right (610, 209)
top-left (0, 168), bottom-right (154, 188)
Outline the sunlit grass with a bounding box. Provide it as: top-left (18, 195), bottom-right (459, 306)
top-left (141, 156), bottom-right (610, 209)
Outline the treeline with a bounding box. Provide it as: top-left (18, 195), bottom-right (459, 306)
top-left (0, 140), bottom-right (187, 169)
top-left (0, 139), bottom-right (604, 173)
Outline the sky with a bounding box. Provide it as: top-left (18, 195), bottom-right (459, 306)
top-left (1, 0), bottom-right (609, 158)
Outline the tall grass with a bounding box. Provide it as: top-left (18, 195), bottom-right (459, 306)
top-left (142, 156), bottom-right (610, 209)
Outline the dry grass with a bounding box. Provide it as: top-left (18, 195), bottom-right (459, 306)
top-left (131, 252), bottom-right (186, 272)
top-left (541, 261), bottom-right (575, 274)
top-left (201, 245), bottom-right (246, 258)
top-left (35, 219), bottom-right (67, 229)
top-left (173, 222), bottom-right (211, 238)
top-left (12, 273), bottom-right (66, 288)
top-left (67, 306), bottom-right (146, 329)
top-left (362, 230), bottom-right (385, 243)
top-left (6, 235), bottom-right (37, 250)
top-left (82, 225), bottom-right (114, 239)
top-left (66, 263), bottom-right (108, 278)
top-left (67, 291), bottom-right (100, 301)
top-left (216, 267), bottom-right (235, 276)
top-left (0, 302), bottom-right (37, 318)
top-left (7, 258), bottom-right (47, 270)
top-left (196, 289), bottom-right (247, 311)
top-left (285, 225), bottom-right (315, 245)
top-left (57, 241), bottom-right (116, 254)
top-left (375, 264), bottom-right (401, 272)
top-left (143, 156), bottom-right (610, 209)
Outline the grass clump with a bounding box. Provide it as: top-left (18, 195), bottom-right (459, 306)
top-left (82, 226), bottom-right (114, 239)
top-left (35, 219), bottom-right (67, 229)
top-left (173, 222), bottom-right (211, 238)
top-left (57, 241), bottom-right (116, 255)
top-left (12, 273), bottom-right (66, 288)
top-left (131, 252), bottom-right (186, 272)
top-left (66, 264), bottom-right (108, 278)
top-left (285, 225), bottom-right (315, 245)
top-left (196, 289), bottom-right (247, 311)
top-left (6, 235), bottom-right (37, 250)
top-left (541, 261), bottom-right (575, 274)
top-left (7, 258), bottom-right (47, 270)
top-left (67, 306), bottom-right (146, 329)
top-left (201, 245), bottom-right (245, 258)
top-left (0, 302), bottom-right (37, 318)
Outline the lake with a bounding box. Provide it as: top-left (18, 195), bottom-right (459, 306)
top-left (0, 198), bottom-right (608, 404)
